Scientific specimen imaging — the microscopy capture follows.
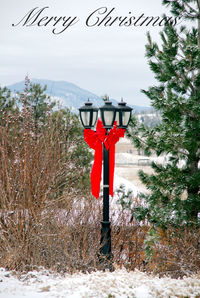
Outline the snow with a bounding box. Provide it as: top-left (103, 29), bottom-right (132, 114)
top-left (114, 173), bottom-right (141, 197)
top-left (0, 267), bottom-right (200, 298)
top-left (117, 137), bottom-right (132, 144)
top-left (115, 152), bottom-right (167, 166)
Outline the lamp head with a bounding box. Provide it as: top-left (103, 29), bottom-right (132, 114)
top-left (79, 99), bottom-right (98, 129)
top-left (115, 98), bottom-right (132, 129)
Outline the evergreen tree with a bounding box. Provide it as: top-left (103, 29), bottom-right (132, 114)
top-left (127, 0), bottom-right (200, 227)
top-left (0, 86), bottom-right (17, 124)
top-left (18, 76), bottom-right (56, 130)
top-left (101, 94), bottom-right (110, 102)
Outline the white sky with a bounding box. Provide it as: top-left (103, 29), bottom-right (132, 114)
top-left (0, 0), bottom-right (180, 106)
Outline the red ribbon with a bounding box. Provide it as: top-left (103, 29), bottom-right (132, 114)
top-left (84, 119), bottom-right (125, 199)
top-left (104, 121), bottom-right (125, 197)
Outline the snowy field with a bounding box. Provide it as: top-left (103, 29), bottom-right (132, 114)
top-left (0, 267), bottom-right (200, 298)
top-left (114, 173), bottom-right (141, 197)
top-left (115, 152), bottom-right (166, 166)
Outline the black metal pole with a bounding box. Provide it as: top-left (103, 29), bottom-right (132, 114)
top-left (99, 141), bottom-right (113, 270)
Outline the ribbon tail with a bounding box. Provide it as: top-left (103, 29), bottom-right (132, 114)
top-left (91, 142), bottom-right (103, 199)
top-left (109, 143), bottom-right (115, 197)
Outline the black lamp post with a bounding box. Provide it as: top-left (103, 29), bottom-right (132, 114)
top-left (79, 98), bottom-right (132, 270)
top-left (99, 100), bottom-right (116, 268)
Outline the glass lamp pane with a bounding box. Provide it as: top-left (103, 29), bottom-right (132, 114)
top-left (81, 111), bottom-right (90, 126)
top-left (122, 111), bottom-right (131, 126)
top-left (104, 111), bottom-right (114, 126)
top-left (115, 111), bottom-right (120, 126)
top-left (92, 111), bottom-right (98, 126)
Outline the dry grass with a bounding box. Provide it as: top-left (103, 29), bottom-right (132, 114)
top-left (0, 199), bottom-right (102, 273)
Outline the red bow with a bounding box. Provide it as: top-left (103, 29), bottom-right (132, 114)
top-left (84, 119), bottom-right (125, 199)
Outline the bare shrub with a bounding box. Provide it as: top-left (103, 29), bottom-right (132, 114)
top-left (143, 226), bottom-right (200, 278)
top-left (0, 80), bottom-right (96, 272)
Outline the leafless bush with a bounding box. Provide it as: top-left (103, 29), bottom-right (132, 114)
top-left (144, 226), bottom-right (200, 278)
top-left (0, 86), bottom-right (97, 272)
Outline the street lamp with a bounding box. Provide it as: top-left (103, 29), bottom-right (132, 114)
top-left (79, 98), bottom-right (132, 270)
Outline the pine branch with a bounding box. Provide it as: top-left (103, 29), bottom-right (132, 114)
top-left (197, 0), bottom-right (200, 13)
top-left (184, 1), bottom-right (199, 16)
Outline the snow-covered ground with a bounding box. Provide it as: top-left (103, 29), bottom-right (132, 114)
top-left (115, 152), bottom-right (167, 166)
top-left (0, 267), bottom-right (200, 298)
top-left (114, 173), bottom-right (141, 197)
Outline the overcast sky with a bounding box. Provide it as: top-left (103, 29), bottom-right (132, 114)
top-left (0, 0), bottom-right (179, 106)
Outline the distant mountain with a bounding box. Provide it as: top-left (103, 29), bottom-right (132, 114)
top-left (7, 79), bottom-right (150, 113)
